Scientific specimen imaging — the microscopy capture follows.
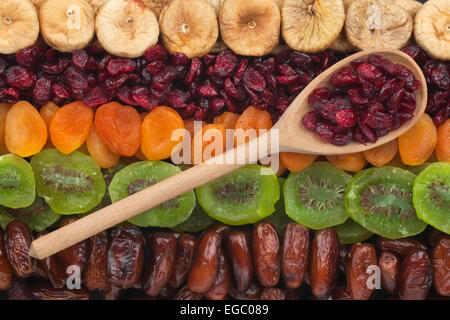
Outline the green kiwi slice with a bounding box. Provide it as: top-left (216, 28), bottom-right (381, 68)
top-left (262, 177), bottom-right (294, 238)
top-left (109, 161), bottom-right (196, 228)
top-left (0, 197), bottom-right (60, 232)
top-left (30, 149), bottom-right (106, 215)
top-left (284, 162), bottom-right (352, 230)
top-left (333, 218), bottom-right (373, 244)
top-left (413, 162), bottom-right (450, 234)
top-left (346, 166), bottom-right (427, 239)
top-left (172, 203), bottom-right (215, 233)
top-left (0, 154), bottom-right (36, 209)
top-left (196, 165), bottom-right (280, 226)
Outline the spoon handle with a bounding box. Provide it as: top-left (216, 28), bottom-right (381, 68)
top-left (29, 132), bottom-right (273, 259)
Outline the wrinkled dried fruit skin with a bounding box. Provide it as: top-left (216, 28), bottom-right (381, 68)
top-left (108, 224), bottom-right (145, 289)
top-left (7, 278), bottom-right (33, 300)
top-left (169, 234), bottom-right (198, 289)
top-left (252, 222), bottom-right (281, 288)
top-left (5, 221), bottom-right (35, 278)
top-left (310, 229), bottom-right (339, 299)
top-left (399, 250), bottom-right (433, 300)
top-left (431, 236), bottom-right (450, 296)
top-left (379, 251), bottom-right (400, 295)
top-left (347, 243), bottom-right (377, 300)
top-left (204, 249), bottom-right (231, 300)
top-left (0, 230), bottom-right (13, 290)
top-left (174, 285), bottom-right (203, 300)
top-left (143, 233), bottom-right (177, 296)
top-left (228, 281), bottom-right (263, 300)
top-left (376, 237), bottom-right (427, 256)
top-left (226, 230), bottom-right (254, 293)
top-left (260, 287), bottom-right (286, 300)
top-left (35, 232), bottom-right (66, 289)
top-left (30, 282), bottom-right (90, 300)
top-left (57, 218), bottom-right (87, 279)
top-left (188, 231), bottom-right (221, 293)
top-left (281, 223), bottom-right (310, 289)
top-left (84, 231), bottom-right (109, 290)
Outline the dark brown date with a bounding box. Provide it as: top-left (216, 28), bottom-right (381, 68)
top-left (84, 231), bottom-right (109, 290)
top-left (169, 234), bottom-right (197, 289)
top-left (57, 218), bottom-right (87, 278)
top-left (378, 251), bottom-right (400, 295)
top-left (431, 236), bottom-right (450, 297)
top-left (108, 224), bottom-right (144, 289)
top-left (228, 281), bottom-right (263, 300)
top-left (347, 243), bottom-right (377, 300)
top-left (399, 250), bottom-right (433, 300)
top-left (252, 222), bottom-right (280, 288)
top-left (208, 222), bottom-right (232, 237)
top-left (281, 223), bottom-right (310, 289)
top-left (5, 221), bottom-right (35, 278)
top-left (30, 282), bottom-right (90, 300)
top-left (143, 233), bottom-right (177, 296)
top-left (7, 278), bottom-right (32, 300)
top-left (35, 232), bottom-right (66, 288)
top-left (428, 229), bottom-right (446, 247)
top-left (376, 237), bottom-right (427, 256)
top-left (309, 229), bottom-right (339, 299)
top-left (338, 245), bottom-right (349, 274)
top-left (204, 248), bottom-right (231, 300)
top-left (174, 285), bottom-right (203, 300)
top-left (0, 230), bottom-right (13, 290)
top-left (158, 285), bottom-right (177, 299)
top-left (260, 287), bottom-right (285, 300)
top-left (225, 230), bottom-right (253, 293)
top-left (188, 231), bottom-right (221, 293)
top-left (331, 284), bottom-right (352, 300)
top-left (99, 283), bottom-right (123, 300)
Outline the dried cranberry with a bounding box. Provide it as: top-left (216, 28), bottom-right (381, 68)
top-left (243, 67), bottom-right (265, 92)
top-left (234, 59), bottom-right (248, 85)
top-left (401, 44), bottom-right (428, 65)
top-left (83, 86), bottom-right (111, 107)
top-left (424, 61), bottom-right (449, 90)
top-left (302, 111), bottom-right (321, 130)
top-left (69, 88), bottom-right (85, 100)
top-left (210, 98), bottom-right (225, 112)
top-left (258, 58), bottom-right (276, 76)
top-left (318, 99), bottom-right (339, 122)
top-left (144, 45), bottom-right (168, 62)
top-left (64, 67), bottom-right (88, 90)
top-left (348, 87), bottom-right (368, 105)
top-left (42, 58), bottom-right (69, 74)
top-left (0, 57), bottom-right (5, 74)
top-left (332, 127), bottom-right (352, 146)
top-left (3, 87), bottom-right (20, 101)
top-left (72, 50), bottom-right (89, 69)
top-left (131, 86), bottom-right (159, 111)
top-left (358, 123), bottom-right (377, 143)
top-left (198, 85), bottom-right (218, 97)
top-left (6, 66), bottom-right (36, 89)
top-left (214, 50), bottom-right (238, 77)
top-left (16, 45), bottom-right (43, 69)
top-left (368, 55), bottom-right (399, 76)
top-left (357, 62), bottom-right (386, 88)
top-left (362, 111), bottom-right (393, 130)
top-left (44, 48), bottom-right (56, 61)
top-left (32, 77), bottom-right (52, 106)
top-left (335, 108), bottom-right (357, 128)
top-left (290, 51), bottom-right (313, 70)
top-left (315, 122), bottom-right (334, 143)
top-left (194, 106), bottom-right (207, 121)
top-left (107, 59), bottom-right (136, 76)
top-left (308, 87), bottom-right (331, 107)
top-left (172, 52), bottom-right (189, 67)
top-left (202, 54), bottom-right (216, 67)
top-left (183, 58), bottom-right (201, 85)
top-left (165, 89), bottom-right (190, 109)
top-left (378, 78), bottom-right (397, 101)
top-left (51, 83), bottom-right (70, 100)
top-left (330, 66), bottom-right (359, 87)
top-left (99, 55), bottom-right (113, 71)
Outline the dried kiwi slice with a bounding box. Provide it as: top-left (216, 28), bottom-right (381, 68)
top-left (0, 197), bottom-right (60, 232)
top-left (262, 177), bottom-right (294, 238)
top-left (345, 166), bottom-right (427, 239)
top-left (284, 162), bottom-right (352, 230)
top-left (30, 149), bottom-right (106, 215)
top-left (172, 203), bottom-right (215, 233)
top-left (333, 218), bottom-right (373, 244)
top-left (109, 161), bottom-right (196, 228)
top-left (413, 162), bottom-right (450, 234)
top-left (0, 154), bottom-right (36, 209)
top-left (196, 165), bottom-right (279, 225)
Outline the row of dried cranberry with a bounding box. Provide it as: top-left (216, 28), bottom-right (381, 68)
top-left (2, 217), bottom-right (448, 300)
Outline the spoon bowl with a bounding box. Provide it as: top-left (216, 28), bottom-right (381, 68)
top-left (275, 48), bottom-right (427, 154)
top-left (29, 49), bottom-right (427, 260)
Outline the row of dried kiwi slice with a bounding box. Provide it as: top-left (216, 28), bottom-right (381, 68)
top-left (0, 149), bottom-right (448, 240)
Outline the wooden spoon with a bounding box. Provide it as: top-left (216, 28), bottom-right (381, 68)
top-left (29, 49), bottom-right (427, 259)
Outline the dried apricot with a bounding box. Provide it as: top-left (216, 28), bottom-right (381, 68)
top-left (435, 119), bottom-right (450, 162)
top-left (95, 102), bottom-right (142, 157)
top-left (280, 152), bottom-right (317, 173)
top-left (5, 101), bottom-right (47, 157)
top-left (39, 102), bottom-right (59, 149)
top-left (86, 125), bottom-right (120, 169)
top-left (135, 113), bottom-right (149, 161)
top-left (214, 112), bottom-right (240, 130)
top-left (234, 106), bottom-right (272, 146)
top-left (50, 101), bottom-right (93, 154)
top-left (141, 106), bottom-right (184, 160)
top-left (363, 139), bottom-right (399, 167)
top-left (192, 123), bottom-right (226, 164)
top-left (0, 103), bottom-right (12, 155)
top-left (263, 154), bottom-right (288, 176)
top-left (184, 118), bottom-right (206, 139)
top-left (326, 153), bottom-right (367, 172)
top-left (399, 113), bottom-right (437, 166)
